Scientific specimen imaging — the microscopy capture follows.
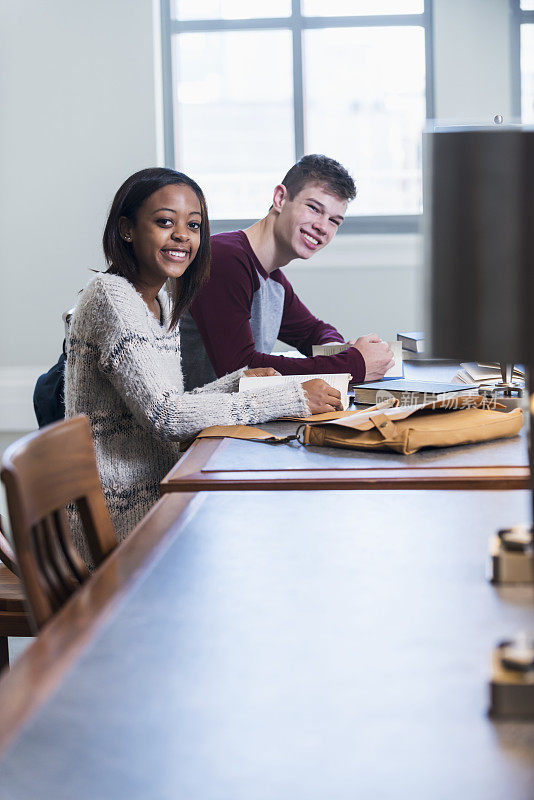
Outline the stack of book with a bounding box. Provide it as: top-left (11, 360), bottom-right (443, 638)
top-left (453, 362), bottom-right (525, 387)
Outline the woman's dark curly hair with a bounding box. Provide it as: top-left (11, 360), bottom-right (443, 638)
top-left (103, 167), bottom-right (210, 330)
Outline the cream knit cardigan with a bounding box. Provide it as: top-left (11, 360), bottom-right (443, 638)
top-left (65, 273), bottom-right (308, 546)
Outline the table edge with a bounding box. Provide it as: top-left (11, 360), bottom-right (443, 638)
top-left (162, 440), bottom-right (530, 491)
top-left (0, 492), bottom-right (199, 759)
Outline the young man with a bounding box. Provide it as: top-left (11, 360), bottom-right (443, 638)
top-left (180, 154), bottom-right (394, 391)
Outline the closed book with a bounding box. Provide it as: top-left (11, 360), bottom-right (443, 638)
top-left (353, 378), bottom-right (478, 406)
top-left (312, 343), bottom-right (348, 356)
top-left (397, 331), bottom-right (425, 353)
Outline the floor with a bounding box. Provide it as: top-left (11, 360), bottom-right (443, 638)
top-left (8, 638), bottom-right (32, 665)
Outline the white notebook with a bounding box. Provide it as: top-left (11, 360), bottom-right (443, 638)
top-left (238, 373), bottom-right (352, 410)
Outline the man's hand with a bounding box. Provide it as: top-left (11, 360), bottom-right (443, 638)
top-left (302, 379), bottom-right (343, 414)
top-left (351, 334), bottom-right (394, 381)
top-left (243, 367), bottom-right (281, 377)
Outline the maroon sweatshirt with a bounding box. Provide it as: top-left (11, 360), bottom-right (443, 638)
top-left (181, 231), bottom-right (365, 389)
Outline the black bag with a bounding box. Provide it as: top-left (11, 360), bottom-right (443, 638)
top-left (33, 346), bottom-right (66, 428)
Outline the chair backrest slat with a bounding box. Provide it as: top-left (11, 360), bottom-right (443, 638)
top-left (33, 520), bottom-right (65, 608)
top-left (41, 514), bottom-right (79, 600)
top-left (54, 509), bottom-right (90, 584)
top-left (1, 416), bottom-right (118, 630)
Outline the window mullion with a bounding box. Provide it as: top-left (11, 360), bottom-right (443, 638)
top-left (511, 0), bottom-right (522, 118)
top-left (161, 0), bottom-right (175, 169)
top-left (292, 0), bottom-right (305, 160)
top-left (423, 0), bottom-right (435, 118)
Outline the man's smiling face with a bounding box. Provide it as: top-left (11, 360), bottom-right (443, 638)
top-left (273, 181), bottom-right (347, 260)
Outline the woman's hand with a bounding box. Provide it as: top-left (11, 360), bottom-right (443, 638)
top-left (243, 367), bottom-right (281, 377)
top-left (302, 379), bottom-right (343, 414)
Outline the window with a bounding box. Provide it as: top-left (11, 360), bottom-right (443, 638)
top-left (511, 0), bottom-right (534, 122)
top-left (161, 1), bottom-right (433, 233)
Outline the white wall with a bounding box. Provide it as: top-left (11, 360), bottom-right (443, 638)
top-left (0, 0), bottom-right (159, 370)
top-left (433, 0), bottom-right (512, 121)
top-left (0, 0), bottom-right (516, 429)
top-left (282, 234), bottom-right (423, 344)
top-left (0, 0), bottom-right (160, 428)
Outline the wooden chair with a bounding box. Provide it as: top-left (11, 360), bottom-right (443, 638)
top-left (1, 416), bottom-right (117, 632)
top-left (0, 517), bottom-right (32, 671)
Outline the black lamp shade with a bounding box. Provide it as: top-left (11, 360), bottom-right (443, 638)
top-left (425, 129), bottom-right (534, 363)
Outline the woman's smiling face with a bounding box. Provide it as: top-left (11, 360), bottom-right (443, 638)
top-left (119, 183), bottom-right (202, 287)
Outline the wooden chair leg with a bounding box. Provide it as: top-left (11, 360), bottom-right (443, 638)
top-left (0, 636), bottom-right (9, 671)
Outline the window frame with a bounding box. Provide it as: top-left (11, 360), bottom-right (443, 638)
top-left (510, 0), bottom-right (534, 119)
top-left (160, 0), bottom-right (434, 235)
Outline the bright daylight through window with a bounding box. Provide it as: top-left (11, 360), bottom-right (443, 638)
top-left (163, 1), bottom-right (431, 230)
top-left (521, 24), bottom-right (534, 121)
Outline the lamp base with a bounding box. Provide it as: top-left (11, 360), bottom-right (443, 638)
top-left (479, 383), bottom-right (525, 399)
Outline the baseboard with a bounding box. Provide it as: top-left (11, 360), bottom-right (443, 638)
top-left (0, 367), bottom-right (46, 432)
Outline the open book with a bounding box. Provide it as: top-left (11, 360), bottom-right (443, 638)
top-left (238, 373), bottom-right (352, 410)
top-left (311, 341), bottom-right (403, 379)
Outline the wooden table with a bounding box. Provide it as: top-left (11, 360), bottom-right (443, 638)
top-left (163, 360), bottom-right (528, 493)
top-left (0, 489), bottom-right (533, 798)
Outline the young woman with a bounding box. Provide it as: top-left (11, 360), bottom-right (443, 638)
top-left (65, 168), bottom-right (341, 549)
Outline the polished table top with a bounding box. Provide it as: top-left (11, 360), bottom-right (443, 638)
top-left (0, 489), bottom-right (533, 798)
top-left (201, 420), bottom-right (527, 470)
top-left (163, 360), bottom-right (528, 493)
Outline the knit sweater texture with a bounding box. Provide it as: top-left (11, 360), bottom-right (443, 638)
top-left (65, 273), bottom-right (309, 553)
